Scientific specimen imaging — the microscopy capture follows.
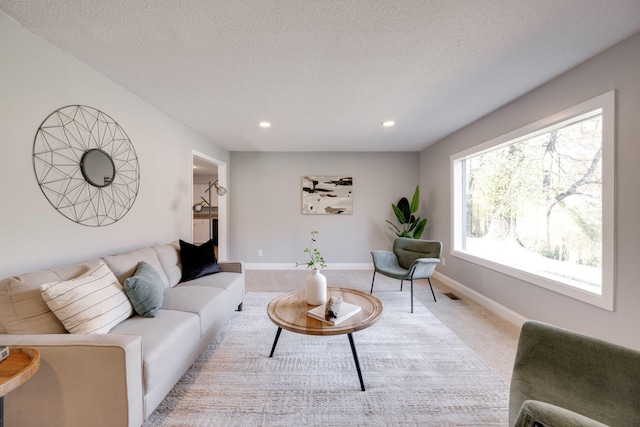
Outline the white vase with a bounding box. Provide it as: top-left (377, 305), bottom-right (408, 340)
top-left (305, 269), bottom-right (327, 305)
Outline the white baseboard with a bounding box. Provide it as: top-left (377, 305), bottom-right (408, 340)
top-left (244, 263), bottom-right (374, 271)
top-left (432, 271), bottom-right (528, 327)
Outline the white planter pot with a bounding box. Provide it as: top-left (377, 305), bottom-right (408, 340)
top-left (305, 269), bottom-right (327, 305)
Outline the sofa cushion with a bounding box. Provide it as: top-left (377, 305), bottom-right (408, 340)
top-left (153, 241), bottom-right (182, 287)
top-left (163, 286), bottom-right (229, 334)
top-left (124, 261), bottom-right (164, 317)
top-left (41, 261), bottom-right (133, 334)
top-left (179, 272), bottom-right (244, 306)
top-left (179, 239), bottom-right (221, 282)
top-left (109, 309), bottom-right (201, 393)
top-left (0, 260), bottom-right (103, 334)
top-left (180, 272), bottom-right (241, 293)
top-left (103, 247), bottom-right (170, 289)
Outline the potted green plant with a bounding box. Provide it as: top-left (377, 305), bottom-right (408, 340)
top-left (386, 185), bottom-right (427, 239)
top-left (296, 230), bottom-right (327, 270)
top-left (296, 231), bottom-right (327, 305)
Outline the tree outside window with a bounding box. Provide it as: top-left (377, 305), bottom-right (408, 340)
top-left (462, 114), bottom-right (602, 291)
top-left (451, 91), bottom-right (614, 310)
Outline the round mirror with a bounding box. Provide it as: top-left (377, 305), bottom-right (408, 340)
top-left (34, 105), bottom-right (140, 226)
top-left (81, 149), bottom-right (116, 187)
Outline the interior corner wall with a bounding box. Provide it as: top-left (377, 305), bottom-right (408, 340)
top-left (229, 152), bottom-right (420, 265)
top-left (420, 31), bottom-right (640, 349)
top-left (0, 12), bottom-right (228, 278)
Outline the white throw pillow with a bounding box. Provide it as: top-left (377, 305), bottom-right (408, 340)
top-left (41, 261), bottom-right (133, 334)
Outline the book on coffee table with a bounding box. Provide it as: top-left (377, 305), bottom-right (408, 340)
top-left (308, 301), bottom-right (362, 326)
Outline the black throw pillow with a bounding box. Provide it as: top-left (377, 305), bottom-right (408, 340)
top-left (179, 239), bottom-right (222, 282)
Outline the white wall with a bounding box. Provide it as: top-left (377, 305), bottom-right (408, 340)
top-left (0, 11), bottom-right (228, 278)
top-left (229, 152), bottom-right (421, 266)
top-left (420, 31), bottom-right (640, 349)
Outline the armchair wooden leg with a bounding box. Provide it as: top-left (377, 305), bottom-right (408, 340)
top-left (428, 278), bottom-right (437, 302)
top-left (400, 280), bottom-right (403, 292)
top-left (370, 271), bottom-right (376, 294)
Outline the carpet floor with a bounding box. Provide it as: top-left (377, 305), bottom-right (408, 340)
top-left (143, 291), bottom-right (509, 426)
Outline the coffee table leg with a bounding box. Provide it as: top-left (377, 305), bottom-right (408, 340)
top-left (269, 327), bottom-right (283, 357)
top-left (347, 333), bottom-right (366, 391)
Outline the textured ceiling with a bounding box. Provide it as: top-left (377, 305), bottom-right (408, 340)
top-left (2, 1), bottom-right (640, 152)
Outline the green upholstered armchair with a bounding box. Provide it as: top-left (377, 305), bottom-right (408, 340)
top-left (510, 320), bottom-right (640, 427)
top-left (370, 238), bottom-right (441, 313)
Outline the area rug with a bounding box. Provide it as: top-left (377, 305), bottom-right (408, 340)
top-left (143, 292), bottom-right (509, 426)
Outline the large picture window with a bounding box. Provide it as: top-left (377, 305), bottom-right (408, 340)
top-left (452, 92), bottom-right (614, 310)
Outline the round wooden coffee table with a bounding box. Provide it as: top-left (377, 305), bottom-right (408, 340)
top-left (267, 287), bottom-right (383, 391)
top-left (0, 347), bottom-right (40, 427)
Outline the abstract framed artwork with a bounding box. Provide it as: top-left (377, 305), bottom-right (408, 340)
top-left (302, 176), bottom-right (353, 214)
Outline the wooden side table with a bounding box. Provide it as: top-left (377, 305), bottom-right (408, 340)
top-left (0, 348), bottom-right (40, 427)
top-left (267, 287), bottom-right (383, 391)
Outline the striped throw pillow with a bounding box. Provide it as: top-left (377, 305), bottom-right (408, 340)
top-left (41, 261), bottom-right (133, 334)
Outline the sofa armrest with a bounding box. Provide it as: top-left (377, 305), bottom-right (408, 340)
top-left (514, 400), bottom-right (609, 427)
top-left (2, 333), bottom-right (144, 427)
top-left (218, 260), bottom-right (244, 274)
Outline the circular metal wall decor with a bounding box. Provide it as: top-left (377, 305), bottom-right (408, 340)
top-left (33, 105), bottom-right (140, 226)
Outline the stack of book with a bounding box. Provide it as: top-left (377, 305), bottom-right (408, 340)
top-left (308, 300), bottom-right (361, 325)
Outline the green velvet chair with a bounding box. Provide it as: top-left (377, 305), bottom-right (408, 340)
top-left (370, 238), bottom-right (441, 313)
top-left (510, 320), bottom-right (640, 426)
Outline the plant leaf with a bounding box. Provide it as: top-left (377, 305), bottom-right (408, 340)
top-left (412, 218), bottom-right (427, 239)
top-left (397, 197), bottom-right (410, 223)
top-left (385, 219), bottom-right (401, 233)
top-left (392, 204), bottom-right (406, 224)
top-left (385, 221), bottom-right (402, 236)
top-left (410, 185), bottom-right (420, 213)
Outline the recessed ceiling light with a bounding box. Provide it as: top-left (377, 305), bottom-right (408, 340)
top-left (259, 122), bottom-right (271, 128)
top-left (382, 121), bottom-right (395, 127)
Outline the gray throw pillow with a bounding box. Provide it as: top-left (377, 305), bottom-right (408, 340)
top-left (124, 261), bottom-right (164, 317)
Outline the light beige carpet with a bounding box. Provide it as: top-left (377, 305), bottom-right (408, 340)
top-left (143, 291), bottom-right (509, 426)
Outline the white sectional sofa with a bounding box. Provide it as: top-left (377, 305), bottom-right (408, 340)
top-left (0, 240), bottom-right (244, 427)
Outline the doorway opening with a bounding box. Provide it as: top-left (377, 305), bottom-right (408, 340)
top-left (192, 151), bottom-right (228, 261)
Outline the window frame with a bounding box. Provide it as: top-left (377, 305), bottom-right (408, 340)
top-left (450, 91), bottom-right (615, 311)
